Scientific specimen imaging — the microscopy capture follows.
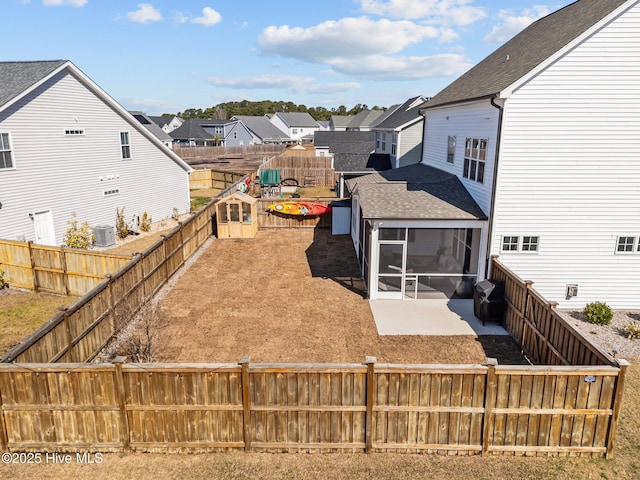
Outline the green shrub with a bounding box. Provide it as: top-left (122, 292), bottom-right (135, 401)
top-left (63, 212), bottom-right (95, 249)
top-left (624, 321), bottom-right (640, 340)
top-left (116, 207), bottom-right (130, 239)
top-left (139, 212), bottom-right (152, 232)
top-left (582, 301), bottom-right (613, 326)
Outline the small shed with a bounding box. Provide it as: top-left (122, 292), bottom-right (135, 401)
top-left (216, 192), bottom-right (259, 239)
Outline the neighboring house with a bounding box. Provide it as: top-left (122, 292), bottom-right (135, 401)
top-left (349, 0), bottom-right (640, 309)
top-left (0, 60), bottom-right (192, 246)
top-left (345, 109), bottom-right (384, 131)
top-left (372, 96), bottom-right (428, 169)
top-left (149, 114), bottom-right (183, 133)
top-left (169, 118), bottom-right (255, 147)
top-left (313, 131), bottom-right (389, 197)
top-left (317, 120), bottom-right (330, 131)
top-left (269, 112), bottom-right (319, 142)
top-left (231, 115), bottom-right (292, 144)
top-left (130, 111), bottom-right (174, 149)
top-left (329, 115), bottom-right (353, 131)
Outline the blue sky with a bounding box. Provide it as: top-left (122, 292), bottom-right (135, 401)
top-left (5, 0), bottom-right (574, 115)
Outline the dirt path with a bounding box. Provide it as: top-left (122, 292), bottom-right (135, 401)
top-left (153, 229), bottom-right (523, 364)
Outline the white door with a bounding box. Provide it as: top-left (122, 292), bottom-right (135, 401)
top-left (33, 210), bottom-right (56, 245)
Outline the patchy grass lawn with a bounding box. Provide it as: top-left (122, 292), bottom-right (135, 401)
top-left (2, 365), bottom-right (638, 480)
top-left (0, 289), bottom-right (74, 354)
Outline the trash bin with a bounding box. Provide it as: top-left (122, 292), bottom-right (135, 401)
top-left (473, 279), bottom-right (506, 325)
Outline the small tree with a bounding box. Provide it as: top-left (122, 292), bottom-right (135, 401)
top-left (116, 305), bottom-right (159, 362)
top-left (63, 212), bottom-right (95, 249)
top-left (139, 212), bottom-right (152, 232)
top-left (115, 207), bottom-right (130, 239)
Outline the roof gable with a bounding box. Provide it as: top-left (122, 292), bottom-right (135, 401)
top-left (274, 112), bottom-right (319, 128)
top-left (423, 0), bottom-right (630, 109)
top-left (232, 115), bottom-right (292, 141)
top-left (0, 60), bottom-right (67, 109)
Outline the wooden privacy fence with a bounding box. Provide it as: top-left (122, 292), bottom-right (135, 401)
top-left (190, 169), bottom-right (255, 191)
top-left (175, 144), bottom-right (285, 160)
top-left (0, 240), bottom-right (131, 297)
top-left (0, 358), bottom-right (628, 457)
top-left (256, 198), bottom-right (333, 229)
top-left (0, 199), bottom-right (219, 364)
top-left (260, 156), bottom-right (336, 187)
top-left (490, 257), bottom-right (618, 367)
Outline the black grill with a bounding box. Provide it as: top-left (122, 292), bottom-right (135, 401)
top-left (473, 280), bottom-right (506, 325)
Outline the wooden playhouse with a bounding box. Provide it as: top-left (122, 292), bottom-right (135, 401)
top-left (215, 192), bottom-right (259, 239)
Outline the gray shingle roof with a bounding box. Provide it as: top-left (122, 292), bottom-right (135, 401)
top-left (423, 0), bottom-right (628, 109)
top-left (169, 119), bottom-right (216, 141)
top-left (334, 152), bottom-right (391, 173)
top-left (347, 109), bottom-right (384, 129)
top-left (274, 112), bottom-right (319, 128)
top-left (232, 115), bottom-right (291, 142)
top-left (0, 60), bottom-right (67, 108)
top-left (130, 111), bottom-right (172, 142)
top-left (347, 164), bottom-right (487, 220)
top-left (374, 96), bottom-right (425, 129)
top-left (330, 115), bottom-right (353, 128)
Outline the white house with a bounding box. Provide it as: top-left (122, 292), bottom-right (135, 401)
top-left (269, 112), bottom-right (320, 142)
top-left (373, 96), bottom-right (428, 169)
top-left (348, 0), bottom-right (640, 309)
top-left (0, 60), bottom-right (192, 246)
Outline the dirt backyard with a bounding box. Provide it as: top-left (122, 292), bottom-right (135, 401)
top-left (151, 229), bottom-right (524, 364)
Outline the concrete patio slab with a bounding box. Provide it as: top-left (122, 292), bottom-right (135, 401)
top-left (369, 299), bottom-right (509, 336)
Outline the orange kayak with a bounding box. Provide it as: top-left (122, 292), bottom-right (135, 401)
top-left (267, 202), bottom-right (331, 216)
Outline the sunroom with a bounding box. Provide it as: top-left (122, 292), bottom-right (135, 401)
top-left (346, 164), bottom-right (488, 300)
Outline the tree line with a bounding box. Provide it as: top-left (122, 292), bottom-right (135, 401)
top-left (174, 101), bottom-right (385, 121)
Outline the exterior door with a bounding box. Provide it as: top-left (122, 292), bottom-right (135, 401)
top-left (376, 242), bottom-right (405, 299)
top-left (33, 210), bottom-right (56, 245)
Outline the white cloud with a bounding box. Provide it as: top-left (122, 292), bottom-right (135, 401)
top-left (484, 5), bottom-right (550, 44)
top-left (43, 0), bottom-right (87, 6)
top-left (191, 7), bottom-right (222, 27)
top-left (358, 0), bottom-right (486, 25)
top-left (208, 74), bottom-right (360, 95)
top-left (259, 17), bottom-right (445, 63)
top-left (329, 53), bottom-right (472, 80)
top-left (126, 3), bottom-right (162, 24)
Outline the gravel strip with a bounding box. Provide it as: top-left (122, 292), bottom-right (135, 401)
top-left (557, 309), bottom-right (640, 362)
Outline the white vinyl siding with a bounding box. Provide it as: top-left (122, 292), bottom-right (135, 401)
top-left (492, 3), bottom-right (640, 308)
top-left (422, 101), bottom-right (498, 214)
top-left (396, 121), bottom-right (424, 168)
top-left (0, 69), bottom-right (190, 245)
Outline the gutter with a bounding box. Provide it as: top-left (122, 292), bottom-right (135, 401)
top-left (486, 95), bottom-right (504, 277)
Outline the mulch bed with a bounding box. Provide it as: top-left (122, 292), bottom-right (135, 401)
top-left (152, 229), bottom-right (526, 365)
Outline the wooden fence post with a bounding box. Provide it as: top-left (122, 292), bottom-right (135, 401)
top-left (27, 241), bottom-right (39, 292)
top-left (112, 356), bottom-right (131, 452)
top-left (178, 222), bottom-right (185, 268)
top-left (59, 246), bottom-right (70, 296)
top-left (160, 234), bottom-right (169, 286)
top-left (239, 357), bottom-right (252, 452)
top-left (482, 357), bottom-right (498, 456)
top-left (0, 369), bottom-right (8, 451)
top-left (521, 280), bottom-right (534, 350)
top-left (58, 306), bottom-right (74, 363)
top-left (365, 356), bottom-right (376, 453)
top-left (606, 359), bottom-right (630, 459)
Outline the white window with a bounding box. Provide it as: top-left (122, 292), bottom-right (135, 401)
top-left (233, 132), bottom-right (237, 139)
top-left (65, 129), bottom-right (85, 136)
top-left (103, 188), bottom-right (120, 196)
top-left (375, 133), bottom-right (380, 149)
top-left (382, 133), bottom-right (386, 150)
top-left (120, 131), bottom-right (131, 159)
top-left (522, 236), bottom-right (539, 252)
top-left (214, 127), bottom-right (223, 135)
top-left (391, 134), bottom-right (397, 156)
top-left (501, 236), bottom-right (519, 251)
top-left (292, 128), bottom-right (298, 134)
top-left (0, 132), bottom-right (14, 169)
top-left (617, 236), bottom-right (636, 253)
top-left (447, 136), bottom-right (456, 163)
top-left (463, 138), bottom-right (487, 183)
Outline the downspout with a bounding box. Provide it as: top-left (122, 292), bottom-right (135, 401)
top-left (486, 95), bottom-right (504, 278)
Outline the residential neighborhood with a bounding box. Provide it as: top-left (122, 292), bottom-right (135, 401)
top-left (1, 0), bottom-right (639, 476)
